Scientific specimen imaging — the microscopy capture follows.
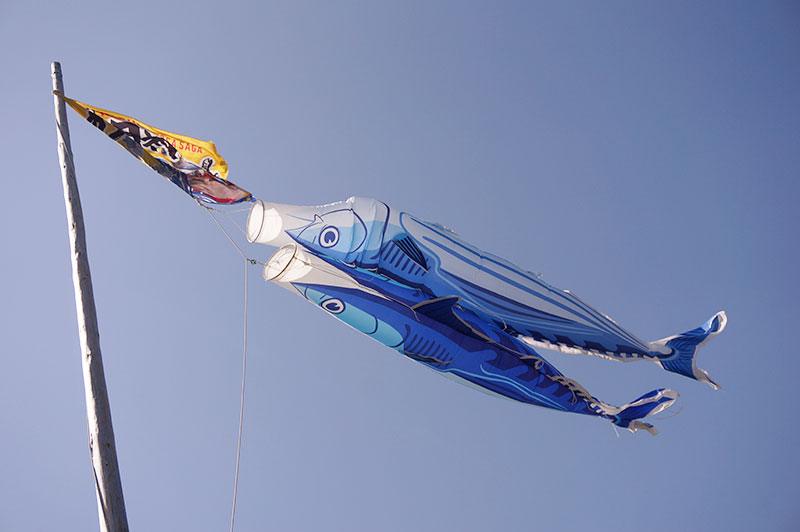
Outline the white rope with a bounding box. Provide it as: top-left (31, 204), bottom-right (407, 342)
top-left (201, 203), bottom-right (254, 237)
top-left (217, 207), bottom-right (250, 239)
top-left (229, 258), bottom-right (249, 532)
top-left (203, 204), bottom-right (253, 215)
top-left (200, 202), bottom-right (263, 266)
top-left (196, 202), bottom-right (253, 531)
top-left (228, 214), bottom-right (250, 239)
top-left (60, 110), bottom-right (256, 527)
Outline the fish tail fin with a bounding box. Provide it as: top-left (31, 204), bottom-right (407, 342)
top-left (649, 311), bottom-right (727, 389)
top-left (597, 389), bottom-right (679, 435)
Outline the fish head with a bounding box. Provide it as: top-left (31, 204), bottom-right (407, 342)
top-left (288, 209), bottom-right (367, 262)
top-left (297, 283), bottom-right (404, 347)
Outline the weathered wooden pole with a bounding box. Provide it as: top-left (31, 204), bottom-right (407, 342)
top-left (52, 61), bottom-right (129, 532)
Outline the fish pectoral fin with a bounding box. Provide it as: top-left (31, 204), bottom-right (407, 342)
top-left (412, 297), bottom-right (485, 340)
top-left (392, 235), bottom-right (428, 270)
top-left (377, 235), bottom-right (429, 283)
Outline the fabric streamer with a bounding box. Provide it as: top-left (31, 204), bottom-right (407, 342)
top-left (246, 197), bottom-right (727, 434)
top-left (57, 92), bottom-right (252, 204)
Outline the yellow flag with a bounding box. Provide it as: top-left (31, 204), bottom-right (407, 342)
top-left (58, 93), bottom-right (252, 204)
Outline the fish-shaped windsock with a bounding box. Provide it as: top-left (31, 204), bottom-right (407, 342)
top-left (247, 196), bottom-right (727, 433)
top-left (262, 244), bottom-right (678, 434)
top-left (247, 197), bottom-right (727, 387)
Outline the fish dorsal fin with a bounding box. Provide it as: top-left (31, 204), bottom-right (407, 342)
top-left (412, 297), bottom-right (483, 339)
top-left (393, 234), bottom-right (427, 270)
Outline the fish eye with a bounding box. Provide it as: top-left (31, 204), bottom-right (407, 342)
top-left (321, 298), bottom-right (345, 314)
top-left (319, 226), bottom-right (340, 248)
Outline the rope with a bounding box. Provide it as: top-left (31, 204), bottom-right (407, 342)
top-left (203, 204), bottom-right (253, 215)
top-left (199, 201), bottom-right (261, 266)
top-left (229, 215), bottom-right (250, 239)
top-left (229, 258), bottom-right (249, 532)
top-left (201, 203), bottom-right (254, 237)
top-left (61, 108), bottom-right (256, 528)
top-left (195, 201), bottom-right (255, 531)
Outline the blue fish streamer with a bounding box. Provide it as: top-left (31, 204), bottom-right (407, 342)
top-left (249, 197), bottom-right (726, 434)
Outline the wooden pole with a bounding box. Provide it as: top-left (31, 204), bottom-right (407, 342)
top-left (52, 61), bottom-right (129, 532)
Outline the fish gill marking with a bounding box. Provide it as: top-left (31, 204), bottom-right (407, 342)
top-left (399, 325), bottom-right (451, 365)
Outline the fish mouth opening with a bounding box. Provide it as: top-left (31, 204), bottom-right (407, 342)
top-left (247, 200), bottom-right (283, 243)
top-left (264, 244), bottom-right (311, 282)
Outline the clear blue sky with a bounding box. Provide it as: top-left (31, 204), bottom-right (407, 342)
top-left (2, 2), bottom-right (798, 531)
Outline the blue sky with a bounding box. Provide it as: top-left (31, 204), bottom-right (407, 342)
top-left (2, 2), bottom-right (799, 531)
